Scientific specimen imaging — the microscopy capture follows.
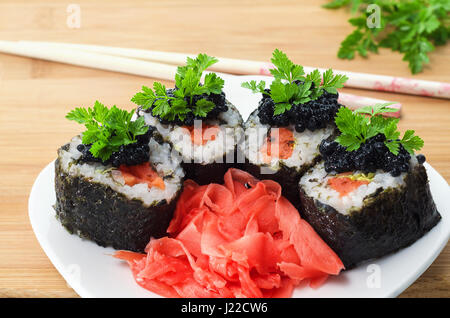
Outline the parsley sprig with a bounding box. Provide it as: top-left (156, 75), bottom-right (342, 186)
top-left (66, 101), bottom-right (148, 161)
top-left (323, 0), bottom-right (450, 74)
top-left (241, 49), bottom-right (348, 115)
top-left (131, 54), bottom-right (225, 121)
top-left (335, 104), bottom-right (424, 155)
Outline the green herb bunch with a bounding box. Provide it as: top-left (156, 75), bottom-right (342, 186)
top-left (323, 0), bottom-right (450, 74)
top-left (131, 54), bottom-right (225, 121)
top-left (241, 49), bottom-right (348, 115)
top-left (66, 101), bottom-right (148, 161)
top-left (335, 103), bottom-right (424, 155)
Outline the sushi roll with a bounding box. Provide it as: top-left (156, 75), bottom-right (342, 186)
top-left (133, 54), bottom-right (243, 185)
top-left (55, 102), bottom-right (184, 252)
top-left (240, 49), bottom-right (347, 205)
top-left (299, 105), bottom-right (441, 268)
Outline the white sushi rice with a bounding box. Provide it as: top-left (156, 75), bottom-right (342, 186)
top-left (242, 110), bottom-right (335, 172)
top-left (59, 135), bottom-right (184, 207)
top-left (137, 101), bottom-right (243, 165)
top-left (300, 157), bottom-right (419, 215)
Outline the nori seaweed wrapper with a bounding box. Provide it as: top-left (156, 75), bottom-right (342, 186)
top-left (54, 144), bottom-right (179, 252)
top-left (299, 163), bottom-right (441, 269)
top-left (182, 146), bottom-right (244, 185)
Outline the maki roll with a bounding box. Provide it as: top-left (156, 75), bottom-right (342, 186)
top-left (55, 102), bottom-right (184, 252)
top-left (299, 105), bottom-right (441, 268)
top-left (133, 54), bottom-right (243, 185)
top-left (240, 49), bottom-right (347, 205)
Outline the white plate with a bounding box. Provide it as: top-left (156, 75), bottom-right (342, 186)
top-left (29, 75), bottom-right (450, 298)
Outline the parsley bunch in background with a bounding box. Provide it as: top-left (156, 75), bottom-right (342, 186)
top-left (323, 0), bottom-right (450, 74)
top-left (241, 49), bottom-right (348, 115)
top-left (335, 103), bottom-right (424, 155)
top-left (66, 101), bottom-right (148, 161)
top-left (131, 54), bottom-right (225, 121)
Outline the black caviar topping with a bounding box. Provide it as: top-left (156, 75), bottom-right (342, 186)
top-left (77, 126), bottom-right (156, 167)
top-left (143, 88), bottom-right (228, 126)
top-left (257, 82), bottom-right (341, 132)
top-left (416, 154), bottom-right (426, 164)
top-left (319, 133), bottom-right (423, 177)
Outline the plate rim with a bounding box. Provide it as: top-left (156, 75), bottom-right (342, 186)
top-left (28, 160), bottom-right (450, 298)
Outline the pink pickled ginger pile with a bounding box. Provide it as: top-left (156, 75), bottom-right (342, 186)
top-left (115, 169), bottom-right (344, 298)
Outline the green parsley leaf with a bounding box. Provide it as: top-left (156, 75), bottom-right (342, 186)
top-left (335, 107), bottom-right (367, 142)
top-left (167, 99), bottom-right (190, 121)
top-left (194, 99), bottom-right (216, 117)
top-left (270, 80), bottom-right (297, 103)
top-left (274, 103), bottom-right (292, 116)
top-left (334, 105), bottom-right (424, 155)
top-left (181, 68), bottom-right (201, 98)
top-left (354, 103), bottom-right (398, 117)
top-left (241, 80), bottom-right (267, 94)
top-left (129, 116), bottom-right (148, 137)
top-left (203, 73), bottom-right (225, 95)
top-left (382, 119), bottom-right (402, 155)
top-left (322, 0), bottom-right (351, 9)
top-left (93, 101), bottom-right (109, 123)
top-left (131, 86), bottom-right (157, 109)
top-left (385, 140), bottom-right (400, 155)
top-left (66, 102), bottom-right (149, 161)
top-left (152, 99), bottom-right (171, 117)
top-left (81, 123), bottom-right (100, 145)
top-left (336, 133), bottom-right (363, 152)
top-left (292, 80), bottom-right (312, 105)
top-left (270, 49), bottom-right (305, 83)
top-left (66, 107), bottom-right (94, 124)
top-left (366, 115), bottom-right (387, 140)
top-left (241, 49), bottom-right (348, 115)
top-left (131, 53), bottom-right (224, 121)
top-left (305, 69), bottom-right (322, 99)
top-left (383, 118), bottom-right (401, 141)
top-left (324, 0), bottom-right (450, 74)
top-left (400, 129), bottom-right (424, 155)
top-left (270, 80), bottom-right (312, 115)
top-left (186, 54), bottom-right (218, 74)
top-left (322, 69), bottom-right (349, 94)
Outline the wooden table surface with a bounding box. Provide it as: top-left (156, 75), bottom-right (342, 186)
top-left (0, 0), bottom-right (449, 298)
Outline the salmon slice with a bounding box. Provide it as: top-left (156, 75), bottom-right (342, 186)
top-left (260, 127), bottom-right (295, 162)
top-left (328, 174), bottom-right (370, 197)
top-left (119, 162), bottom-right (165, 190)
top-left (183, 123), bottom-right (220, 145)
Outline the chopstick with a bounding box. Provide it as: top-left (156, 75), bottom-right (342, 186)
top-left (339, 93), bottom-right (400, 118)
top-left (0, 40), bottom-right (177, 80)
top-left (17, 41), bottom-right (262, 76)
top-left (0, 40), bottom-right (400, 117)
top-left (18, 41), bottom-right (450, 100)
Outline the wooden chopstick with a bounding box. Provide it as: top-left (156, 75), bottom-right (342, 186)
top-left (0, 40), bottom-right (401, 116)
top-left (18, 41), bottom-right (450, 100)
top-left (0, 40), bottom-right (177, 80)
top-left (18, 41), bottom-right (262, 75)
